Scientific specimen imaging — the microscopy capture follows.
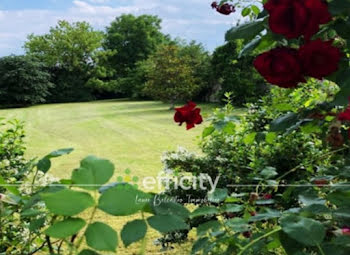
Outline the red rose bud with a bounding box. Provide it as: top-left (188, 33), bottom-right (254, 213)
top-left (262, 193), bottom-right (272, 200)
top-left (215, 3), bottom-right (235, 15)
top-left (250, 211), bottom-right (257, 216)
top-left (254, 47), bottom-right (305, 88)
top-left (299, 40), bottom-right (341, 80)
top-left (174, 101), bottom-right (203, 130)
top-left (264, 0), bottom-right (331, 40)
top-left (243, 231), bottom-right (252, 238)
top-left (313, 179), bottom-right (328, 187)
top-left (211, 1), bottom-right (218, 9)
top-left (342, 227), bottom-right (350, 236)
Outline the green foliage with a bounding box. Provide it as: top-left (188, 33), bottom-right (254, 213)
top-left (143, 45), bottom-right (201, 106)
top-left (85, 222), bottom-right (118, 252)
top-left (104, 14), bottom-right (166, 78)
top-left (211, 40), bottom-right (268, 106)
top-left (0, 55), bottom-right (53, 106)
top-left (25, 20), bottom-right (104, 102)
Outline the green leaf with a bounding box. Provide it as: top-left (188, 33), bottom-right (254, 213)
top-left (78, 250), bottom-right (100, 255)
top-left (265, 132), bottom-right (277, 144)
top-left (191, 237), bottom-right (208, 255)
top-left (98, 184), bottom-right (151, 216)
top-left (41, 189), bottom-right (94, 216)
top-left (280, 215), bottom-right (325, 246)
top-left (190, 206), bottom-right (219, 218)
top-left (328, 0), bottom-right (350, 15)
top-left (37, 157), bottom-right (51, 173)
top-left (279, 231), bottom-right (305, 255)
top-left (208, 188), bottom-right (228, 203)
top-left (72, 155), bottom-right (114, 190)
top-left (332, 69), bottom-right (350, 106)
top-left (45, 218), bottom-right (86, 238)
top-left (225, 19), bottom-right (266, 41)
top-left (270, 113), bottom-right (299, 132)
top-left (250, 209), bottom-right (281, 222)
top-left (85, 222), bottom-right (118, 252)
top-left (251, 5), bottom-right (260, 15)
top-left (29, 217), bottom-right (46, 232)
top-left (243, 132), bottom-right (257, 145)
top-left (151, 198), bottom-right (190, 219)
top-left (202, 126), bottom-right (215, 138)
top-left (47, 148), bottom-right (74, 158)
top-left (121, 219), bottom-right (147, 247)
top-left (239, 36), bottom-right (261, 58)
top-left (147, 215), bottom-right (188, 233)
top-left (298, 194), bottom-right (325, 206)
top-left (221, 204), bottom-right (244, 213)
top-left (260, 167), bottom-right (278, 179)
top-left (242, 7), bottom-right (251, 17)
top-left (37, 148), bottom-right (73, 173)
top-left (328, 190), bottom-right (350, 207)
top-left (0, 175), bottom-right (20, 196)
top-left (225, 218), bottom-right (249, 232)
top-left (197, 220), bottom-right (221, 236)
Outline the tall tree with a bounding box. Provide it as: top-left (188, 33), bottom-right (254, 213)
top-left (143, 45), bottom-right (200, 108)
top-left (211, 40), bottom-right (268, 105)
top-left (24, 20), bottom-right (104, 102)
top-left (103, 14), bottom-right (168, 96)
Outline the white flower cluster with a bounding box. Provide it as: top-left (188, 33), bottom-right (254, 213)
top-left (161, 146), bottom-right (197, 174)
top-left (20, 171), bottom-right (59, 195)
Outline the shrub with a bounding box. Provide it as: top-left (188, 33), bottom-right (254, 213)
top-left (0, 56), bottom-right (53, 106)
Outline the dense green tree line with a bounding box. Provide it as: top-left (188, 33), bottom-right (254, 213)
top-left (0, 14), bottom-right (267, 107)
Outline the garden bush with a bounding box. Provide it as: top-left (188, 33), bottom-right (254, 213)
top-left (0, 56), bottom-right (53, 107)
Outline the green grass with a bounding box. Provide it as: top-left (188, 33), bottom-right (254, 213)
top-left (0, 100), bottom-right (244, 254)
top-left (0, 100), bottom-right (217, 181)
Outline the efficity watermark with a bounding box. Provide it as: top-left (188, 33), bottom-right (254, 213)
top-left (117, 169), bottom-right (221, 192)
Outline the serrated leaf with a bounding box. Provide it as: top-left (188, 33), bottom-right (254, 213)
top-left (208, 188), bottom-right (228, 203)
top-left (147, 215), bottom-right (188, 233)
top-left (280, 215), bottom-right (325, 246)
top-left (191, 206), bottom-right (219, 218)
top-left (121, 219), bottom-right (147, 247)
top-left (98, 184), bottom-right (151, 216)
top-left (72, 155), bottom-right (114, 190)
top-left (85, 222), bottom-right (118, 252)
top-left (45, 218), bottom-right (86, 238)
top-left (225, 19), bottom-right (266, 41)
top-left (41, 189), bottom-right (94, 216)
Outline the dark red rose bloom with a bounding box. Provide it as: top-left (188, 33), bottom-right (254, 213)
top-left (243, 231), bottom-right (252, 238)
top-left (338, 107), bottom-right (350, 121)
top-left (265, 0), bottom-right (331, 40)
top-left (174, 101), bottom-right (203, 130)
top-left (313, 179), bottom-right (328, 187)
top-left (211, 1), bottom-right (218, 9)
top-left (262, 193), bottom-right (272, 200)
top-left (299, 40), bottom-right (341, 79)
top-left (342, 227), bottom-right (350, 236)
top-left (214, 3), bottom-right (235, 15)
top-left (254, 47), bottom-right (305, 88)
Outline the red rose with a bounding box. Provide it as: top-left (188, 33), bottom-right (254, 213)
top-left (214, 3), bottom-right (235, 15)
top-left (262, 193), bottom-right (272, 200)
top-left (174, 101), bottom-right (203, 130)
top-left (338, 107), bottom-right (350, 121)
top-left (299, 40), bottom-right (341, 79)
top-left (211, 2), bottom-right (218, 9)
top-left (265, 0), bottom-right (331, 40)
top-left (342, 227), bottom-right (350, 236)
top-left (313, 179), bottom-right (328, 187)
top-left (254, 47), bottom-right (305, 88)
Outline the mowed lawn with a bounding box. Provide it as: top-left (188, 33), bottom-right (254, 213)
top-left (0, 100), bottom-right (217, 181)
top-left (0, 100), bottom-right (244, 254)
